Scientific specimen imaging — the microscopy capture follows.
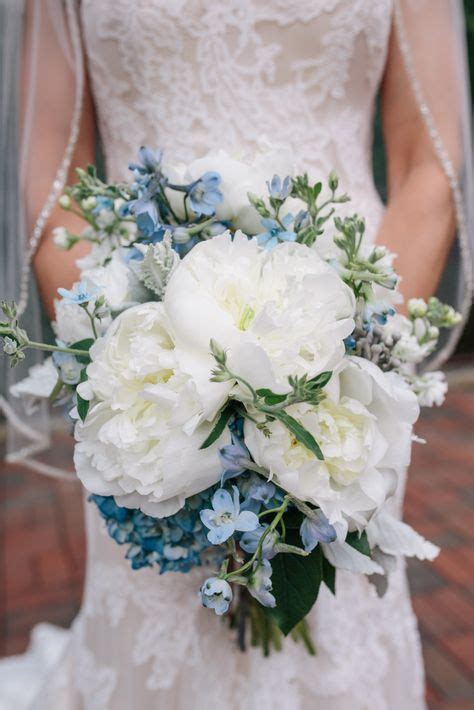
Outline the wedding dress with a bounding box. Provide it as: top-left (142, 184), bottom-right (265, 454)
top-left (1, 1), bottom-right (473, 709)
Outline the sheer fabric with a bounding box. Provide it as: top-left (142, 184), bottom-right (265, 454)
top-left (0, 1), bottom-right (473, 708)
top-left (0, 0), bottom-right (83, 478)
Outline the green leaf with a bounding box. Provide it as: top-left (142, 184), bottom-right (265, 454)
top-left (256, 388), bottom-right (288, 405)
top-left (266, 544), bottom-right (323, 636)
top-left (346, 531), bottom-right (370, 556)
top-left (77, 369), bottom-right (90, 423)
top-left (322, 555), bottom-right (336, 595)
top-left (308, 371), bottom-right (332, 389)
top-left (199, 405), bottom-right (234, 449)
top-left (70, 338), bottom-right (94, 364)
top-left (271, 410), bottom-right (324, 460)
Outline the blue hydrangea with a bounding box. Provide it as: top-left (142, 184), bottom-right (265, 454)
top-left (90, 490), bottom-right (219, 574)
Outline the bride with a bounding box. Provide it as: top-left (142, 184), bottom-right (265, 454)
top-left (1, 1), bottom-right (472, 708)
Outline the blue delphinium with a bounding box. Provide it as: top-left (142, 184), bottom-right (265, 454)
top-left (256, 214), bottom-right (296, 250)
top-left (219, 432), bottom-right (252, 485)
top-left (300, 509), bottom-right (337, 553)
top-left (129, 146), bottom-right (163, 177)
top-left (187, 172), bottom-right (223, 216)
top-left (200, 486), bottom-right (259, 545)
top-left (200, 577), bottom-right (233, 615)
top-left (240, 524), bottom-right (279, 559)
top-left (248, 559), bottom-right (276, 608)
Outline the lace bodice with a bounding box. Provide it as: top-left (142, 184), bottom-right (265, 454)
top-left (82, 0), bottom-right (393, 234)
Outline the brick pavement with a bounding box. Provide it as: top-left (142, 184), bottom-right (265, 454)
top-left (0, 370), bottom-right (473, 707)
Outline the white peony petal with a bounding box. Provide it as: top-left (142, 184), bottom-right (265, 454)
top-left (321, 541), bottom-right (383, 575)
top-left (366, 511), bottom-right (439, 561)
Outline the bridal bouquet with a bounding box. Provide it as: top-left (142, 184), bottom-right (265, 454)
top-left (1, 147), bottom-right (460, 654)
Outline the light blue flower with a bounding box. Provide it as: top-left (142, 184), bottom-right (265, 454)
top-left (219, 434), bottom-right (251, 484)
top-left (300, 510), bottom-right (337, 552)
top-left (57, 281), bottom-right (99, 306)
top-left (187, 172), bottom-right (223, 216)
top-left (92, 196), bottom-right (114, 215)
top-left (248, 559), bottom-right (276, 608)
top-left (240, 524), bottom-right (279, 559)
top-left (256, 214), bottom-right (296, 250)
top-left (200, 486), bottom-right (259, 545)
top-left (129, 146), bottom-right (163, 176)
top-left (267, 174), bottom-right (291, 200)
top-left (245, 478), bottom-right (276, 507)
top-left (52, 351), bottom-right (82, 385)
top-left (200, 577), bottom-right (233, 615)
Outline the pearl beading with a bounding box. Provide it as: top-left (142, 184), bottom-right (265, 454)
top-left (17, 0), bottom-right (84, 317)
top-left (394, 0), bottom-right (473, 368)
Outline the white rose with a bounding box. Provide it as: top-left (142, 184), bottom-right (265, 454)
top-left (245, 357), bottom-right (419, 532)
top-left (74, 303), bottom-right (229, 516)
top-left (164, 232), bottom-right (355, 391)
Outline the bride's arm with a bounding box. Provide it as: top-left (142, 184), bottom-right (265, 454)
top-left (21, 1), bottom-right (95, 320)
top-left (30, 88), bottom-right (96, 320)
top-left (378, 9), bottom-right (459, 305)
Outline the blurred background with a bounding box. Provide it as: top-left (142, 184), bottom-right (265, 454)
top-left (1, 3), bottom-right (473, 709)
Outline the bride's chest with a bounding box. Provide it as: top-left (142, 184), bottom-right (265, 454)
top-left (81, 0), bottom-right (393, 102)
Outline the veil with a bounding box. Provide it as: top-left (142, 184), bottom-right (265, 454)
top-left (0, 0), bottom-right (84, 480)
top-left (0, 0), bottom-right (472, 476)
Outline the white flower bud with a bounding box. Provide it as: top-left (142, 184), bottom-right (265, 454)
top-left (413, 317), bottom-right (427, 341)
top-left (408, 298), bottom-right (428, 318)
top-left (58, 194), bottom-right (71, 210)
top-left (427, 325), bottom-right (439, 340)
top-left (81, 196), bottom-right (97, 211)
top-left (52, 227), bottom-right (71, 249)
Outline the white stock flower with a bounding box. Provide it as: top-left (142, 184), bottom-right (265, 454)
top-left (245, 357), bottom-right (419, 532)
top-left (411, 371), bottom-right (448, 407)
top-left (164, 232), bottom-right (355, 392)
top-left (74, 303), bottom-right (229, 516)
top-left (383, 313), bottom-right (432, 363)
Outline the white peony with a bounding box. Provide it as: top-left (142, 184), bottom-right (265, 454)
top-left (245, 357), bottom-right (419, 533)
top-left (166, 147), bottom-right (301, 234)
top-left (74, 302), bottom-right (229, 517)
top-left (164, 232), bottom-right (355, 392)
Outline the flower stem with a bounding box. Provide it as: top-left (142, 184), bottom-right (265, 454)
top-left (25, 341), bottom-right (89, 358)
